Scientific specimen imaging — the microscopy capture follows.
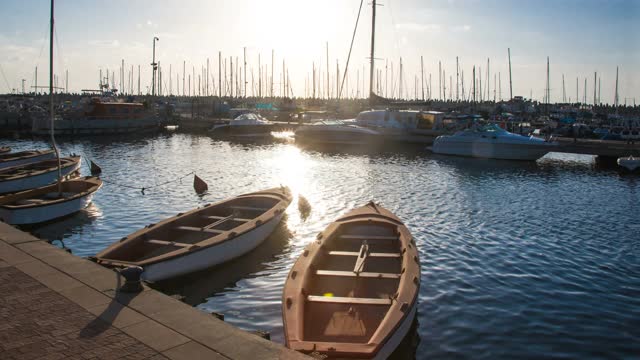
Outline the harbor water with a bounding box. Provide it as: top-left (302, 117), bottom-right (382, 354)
top-left (4, 132), bottom-right (638, 359)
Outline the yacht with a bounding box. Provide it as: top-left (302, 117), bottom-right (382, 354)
top-left (294, 120), bottom-right (380, 145)
top-left (210, 113), bottom-right (274, 137)
top-left (430, 124), bottom-right (557, 161)
top-left (355, 109), bottom-right (449, 143)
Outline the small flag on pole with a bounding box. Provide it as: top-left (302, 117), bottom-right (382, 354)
top-left (193, 174), bottom-right (208, 194)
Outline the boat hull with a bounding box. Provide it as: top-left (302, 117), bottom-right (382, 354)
top-left (0, 189), bottom-right (96, 225)
top-left (432, 137), bottom-right (554, 161)
top-left (617, 157), bottom-right (640, 172)
top-left (295, 127), bottom-right (381, 145)
top-left (141, 212), bottom-right (285, 281)
top-left (0, 160), bottom-right (80, 194)
top-left (210, 124), bottom-right (274, 137)
top-left (0, 152), bottom-right (56, 169)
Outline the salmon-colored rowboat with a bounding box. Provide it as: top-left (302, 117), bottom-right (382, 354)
top-left (282, 202), bottom-right (420, 359)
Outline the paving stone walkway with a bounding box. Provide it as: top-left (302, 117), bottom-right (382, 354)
top-left (0, 265), bottom-right (166, 360)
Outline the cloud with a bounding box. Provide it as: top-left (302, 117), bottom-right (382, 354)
top-left (453, 24), bottom-right (472, 32)
top-left (396, 23), bottom-right (442, 33)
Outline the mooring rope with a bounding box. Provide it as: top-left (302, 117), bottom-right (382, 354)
top-left (100, 171), bottom-right (195, 194)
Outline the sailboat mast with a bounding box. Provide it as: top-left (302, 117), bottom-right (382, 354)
top-left (368, 0), bottom-right (376, 101)
top-left (49, 0), bottom-right (62, 190)
top-left (508, 48), bottom-right (513, 100)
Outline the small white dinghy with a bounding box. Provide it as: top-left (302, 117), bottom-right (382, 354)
top-left (282, 202), bottom-right (420, 360)
top-left (617, 155), bottom-right (640, 172)
top-left (95, 186), bottom-right (293, 281)
top-left (0, 156), bottom-right (81, 194)
top-left (0, 149), bottom-right (55, 169)
top-left (0, 176), bottom-right (103, 225)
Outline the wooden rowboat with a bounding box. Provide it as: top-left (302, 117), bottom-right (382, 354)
top-left (0, 176), bottom-right (102, 225)
top-left (282, 202), bottom-right (420, 359)
top-left (95, 186), bottom-right (293, 282)
top-left (0, 149), bottom-right (55, 169)
top-left (0, 156), bottom-right (81, 194)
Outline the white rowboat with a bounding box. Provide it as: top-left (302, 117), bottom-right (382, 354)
top-left (0, 150), bottom-right (55, 169)
top-left (0, 156), bottom-right (81, 194)
top-left (95, 186), bottom-right (293, 282)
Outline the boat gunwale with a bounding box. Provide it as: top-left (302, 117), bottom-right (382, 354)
top-left (282, 203), bottom-right (421, 358)
top-left (0, 149), bottom-right (55, 162)
top-left (95, 187), bottom-right (292, 267)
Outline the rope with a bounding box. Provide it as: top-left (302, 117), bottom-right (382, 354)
top-left (100, 171), bottom-right (195, 194)
top-left (338, 0), bottom-right (365, 101)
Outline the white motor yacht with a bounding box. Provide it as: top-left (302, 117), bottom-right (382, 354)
top-left (431, 124), bottom-right (557, 161)
top-left (294, 120), bottom-right (381, 145)
top-left (210, 113), bottom-right (274, 137)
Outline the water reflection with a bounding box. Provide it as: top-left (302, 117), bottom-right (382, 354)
top-left (22, 203), bottom-right (102, 241)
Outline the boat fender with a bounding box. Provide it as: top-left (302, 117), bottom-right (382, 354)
top-left (400, 302), bottom-right (409, 313)
top-left (286, 297), bottom-right (293, 309)
top-left (290, 271), bottom-right (297, 279)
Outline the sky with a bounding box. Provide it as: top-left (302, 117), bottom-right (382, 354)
top-left (0, 0), bottom-right (638, 104)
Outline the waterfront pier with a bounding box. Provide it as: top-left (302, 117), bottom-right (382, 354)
top-left (0, 222), bottom-right (308, 360)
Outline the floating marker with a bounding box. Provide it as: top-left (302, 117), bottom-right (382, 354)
top-left (90, 160), bottom-right (102, 175)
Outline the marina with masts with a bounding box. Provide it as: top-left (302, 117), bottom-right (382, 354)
top-left (0, 0), bottom-right (638, 359)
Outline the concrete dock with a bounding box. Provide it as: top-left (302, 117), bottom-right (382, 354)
top-left (0, 222), bottom-right (309, 360)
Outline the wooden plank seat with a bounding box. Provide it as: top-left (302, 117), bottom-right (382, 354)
top-left (307, 295), bottom-right (392, 305)
top-left (146, 239), bottom-right (192, 247)
top-left (202, 215), bottom-right (252, 222)
top-left (315, 270), bottom-right (401, 279)
top-left (340, 234), bottom-right (398, 240)
top-left (327, 251), bottom-right (401, 258)
top-left (228, 205), bottom-right (270, 212)
top-left (174, 226), bottom-right (224, 234)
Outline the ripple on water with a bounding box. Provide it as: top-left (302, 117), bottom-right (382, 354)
top-left (6, 134), bottom-right (638, 359)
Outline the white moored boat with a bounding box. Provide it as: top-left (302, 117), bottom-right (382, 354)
top-left (0, 176), bottom-right (103, 225)
top-left (0, 156), bottom-right (81, 194)
top-left (282, 202), bottom-right (420, 359)
top-left (295, 120), bottom-right (381, 145)
top-left (210, 113), bottom-right (274, 137)
top-left (431, 124), bottom-right (557, 161)
top-left (0, 149), bottom-right (55, 169)
top-left (617, 155), bottom-right (640, 172)
top-left (95, 186), bottom-right (293, 281)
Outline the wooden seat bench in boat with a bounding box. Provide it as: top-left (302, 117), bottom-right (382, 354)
top-left (327, 251), bottom-right (401, 258)
top-left (201, 215), bottom-right (252, 222)
top-left (174, 226), bottom-right (224, 234)
top-left (307, 295), bottom-right (392, 305)
top-left (315, 270), bottom-right (401, 279)
top-left (339, 234), bottom-right (398, 240)
top-left (146, 239), bottom-right (192, 247)
top-left (228, 205), bottom-right (270, 212)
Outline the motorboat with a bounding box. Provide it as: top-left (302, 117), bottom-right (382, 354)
top-left (617, 156), bottom-right (640, 172)
top-left (295, 120), bottom-right (381, 145)
top-left (95, 186), bottom-right (292, 281)
top-left (210, 113), bottom-right (274, 137)
top-left (431, 124), bottom-right (557, 161)
top-left (0, 156), bottom-right (81, 194)
top-left (0, 149), bottom-right (55, 169)
top-left (354, 109), bottom-right (450, 143)
top-left (0, 176), bottom-right (103, 225)
top-left (282, 202), bottom-right (420, 359)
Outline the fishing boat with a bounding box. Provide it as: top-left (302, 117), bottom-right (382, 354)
top-left (0, 156), bottom-right (81, 194)
top-left (0, 149), bottom-right (55, 169)
top-left (210, 113), bottom-right (274, 137)
top-left (0, 177), bottom-right (102, 225)
top-left (282, 202), bottom-right (420, 359)
top-left (295, 120), bottom-right (381, 145)
top-left (95, 186), bottom-right (293, 281)
top-left (0, 0), bottom-right (104, 225)
top-left (617, 155), bottom-right (640, 172)
top-left (431, 123), bottom-right (557, 161)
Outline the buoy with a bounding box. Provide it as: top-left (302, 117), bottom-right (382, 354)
top-left (90, 160), bottom-right (102, 175)
top-left (193, 174), bottom-right (208, 194)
